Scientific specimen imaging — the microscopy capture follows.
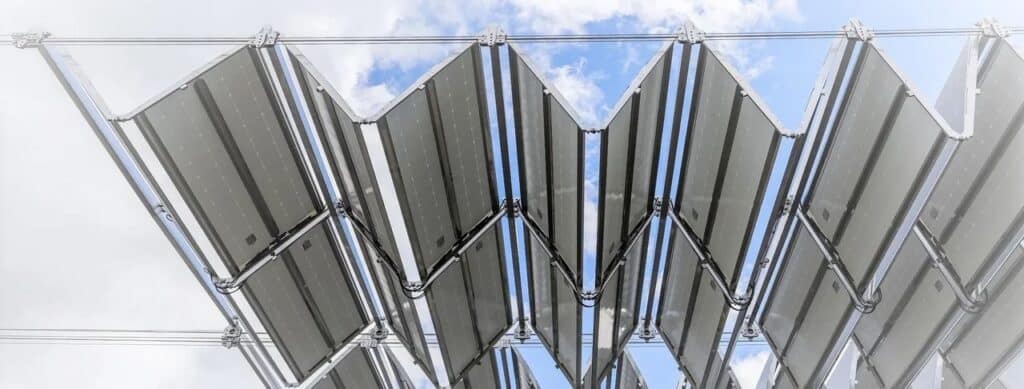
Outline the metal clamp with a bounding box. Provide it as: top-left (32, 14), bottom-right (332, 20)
top-left (665, 203), bottom-right (751, 311)
top-left (11, 32), bottom-right (50, 49)
top-left (843, 19), bottom-right (874, 41)
top-left (513, 321), bottom-right (531, 342)
top-left (978, 18), bottom-right (1010, 38)
top-left (638, 324), bottom-right (657, 341)
top-left (478, 26), bottom-right (507, 46)
top-left (221, 317), bottom-right (243, 348)
top-left (251, 25), bottom-right (280, 48)
top-left (912, 220), bottom-right (987, 312)
top-left (794, 205), bottom-right (881, 313)
top-left (676, 22), bottom-right (705, 44)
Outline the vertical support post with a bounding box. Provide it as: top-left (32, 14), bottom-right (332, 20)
top-left (33, 42), bottom-right (288, 388)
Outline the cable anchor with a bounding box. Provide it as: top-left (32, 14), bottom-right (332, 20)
top-left (251, 25), bottom-right (279, 48)
top-left (977, 18), bottom-right (1009, 38)
top-left (843, 19), bottom-right (874, 41)
top-left (478, 26), bottom-right (507, 46)
top-left (221, 317), bottom-right (243, 348)
top-left (11, 31), bottom-right (50, 49)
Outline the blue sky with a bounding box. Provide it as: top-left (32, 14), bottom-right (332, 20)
top-left (2, 0), bottom-right (1024, 388)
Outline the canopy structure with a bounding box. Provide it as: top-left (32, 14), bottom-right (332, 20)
top-left (22, 19), bottom-right (1024, 389)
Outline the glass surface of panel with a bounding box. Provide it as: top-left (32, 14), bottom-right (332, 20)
top-left (761, 43), bottom-right (952, 387)
top-left (618, 352), bottom-right (645, 389)
top-left (656, 230), bottom-right (700, 356)
top-left (454, 351), bottom-right (501, 389)
top-left (513, 349), bottom-right (541, 389)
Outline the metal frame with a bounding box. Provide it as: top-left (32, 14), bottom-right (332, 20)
top-left (32, 41), bottom-right (288, 388)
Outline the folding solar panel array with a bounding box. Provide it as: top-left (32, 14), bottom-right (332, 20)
top-left (52, 19), bottom-right (1024, 389)
top-left (656, 40), bottom-right (793, 389)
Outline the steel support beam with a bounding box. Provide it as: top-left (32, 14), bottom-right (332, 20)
top-left (294, 323), bottom-right (379, 389)
top-left (911, 220), bottom-right (987, 312)
top-left (33, 42), bottom-right (288, 389)
top-left (664, 203), bottom-right (751, 311)
top-left (794, 205), bottom-right (881, 314)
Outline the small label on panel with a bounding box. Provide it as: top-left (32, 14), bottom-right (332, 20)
top-left (832, 280), bottom-right (841, 294)
top-left (436, 236), bottom-right (446, 248)
top-left (302, 240), bottom-right (313, 251)
top-left (934, 279), bottom-right (944, 292)
top-left (245, 233), bottom-right (257, 245)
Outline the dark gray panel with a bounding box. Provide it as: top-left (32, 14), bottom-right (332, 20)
top-left (597, 45), bottom-right (670, 279)
top-left (377, 45), bottom-right (496, 277)
top-left (511, 45), bottom-right (584, 386)
top-left (135, 47), bottom-right (367, 379)
top-left (427, 227), bottom-right (511, 384)
top-left (655, 229), bottom-right (700, 357)
top-left (590, 241), bottom-right (645, 385)
top-left (286, 225), bottom-right (366, 346)
top-left (761, 43), bottom-right (952, 387)
top-left (853, 39), bottom-right (1024, 388)
top-left (662, 44), bottom-right (783, 387)
top-left (332, 348), bottom-right (384, 389)
top-left (378, 87), bottom-right (458, 274)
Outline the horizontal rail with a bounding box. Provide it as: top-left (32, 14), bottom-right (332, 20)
top-left (215, 208), bottom-right (332, 293)
top-left (665, 203), bottom-right (752, 311)
top-left (6, 25), bottom-right (1022, 47)
top-left (794, 205), bottom-right (880, 313)
top-left (912, 220), bottom-right (987, 312)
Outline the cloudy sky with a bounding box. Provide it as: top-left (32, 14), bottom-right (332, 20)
top-left (2, 0), bottom-right (1024, 388)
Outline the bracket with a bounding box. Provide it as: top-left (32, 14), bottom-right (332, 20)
top-left (638, 323), bottom-right (657, 341)
top-left (912, 220), bottom-right (987, 312)
top-left (251, 25), bottom-right (280, 48)
top-left (843, 19), bottom-right (874, 41)
top-left (977, 18), bottom-right (1010, 38)
top-left (794, 204), bottom-right (881, 313)
top-left (221, 317), bottom-right (243, 348)
top-left (513, 320), bottom-right (531, 342)
top-left (676, 22), bottom-right (705, 44)
top-left (739, 324), bottom-right (760, 339)
top-left (11, 32), bottom-right (50, 49)
top-left (478, 26), bottom-right (507, 47)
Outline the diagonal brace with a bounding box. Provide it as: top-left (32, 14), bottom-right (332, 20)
top-left (912, 220), bottom-right (987, 312)
top-left (665, 203), bottom-right (751, 311)
top-left (794, 204), bottom-right (881, 313)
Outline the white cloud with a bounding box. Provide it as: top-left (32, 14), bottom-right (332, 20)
top-left (733, 351), bottom-right (770, 389)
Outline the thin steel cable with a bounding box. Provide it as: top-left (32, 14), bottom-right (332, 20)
top-left (3, 26), bottom-right (1021, 46)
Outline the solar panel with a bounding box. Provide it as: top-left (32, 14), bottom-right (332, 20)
top-left (133, 46), bottom-right (370, 379)
top-left (311, 348), bottom-right (386, 389)
top-left (759, 38), bottom-right (960, 388)
top-left (385, 346), bottom-right (417, 389)
top-left (850, 37), bottom-right (1024, 388)
top-left (941, 248), bottom-right (1024, 388)
top-left (656, 41), bottom-right (790, 388)
top-left (287, 47), bottom-right (437, 382)
top-left (373, 43), bottom-right (512, 385)
top-left (453, 349), bottom-right (502, 389)
top-left (508, 43), bottom-right (585, 386)
top-left (590, 42), bottom-right (672, 385)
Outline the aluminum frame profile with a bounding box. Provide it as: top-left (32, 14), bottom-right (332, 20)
top-left (756, 28), bottom-right (963, 388)
top-left (654, 38), bottom-right (797, 389)
top-left (616, 351), bottom-right (647, 389)
top-left (371, 42), bottom-right (514, 387)
top-left (851, 34), bottom-right (1024, 389)
top-left (129, 44), bottom-right (376, 382)
top-left (590, 40), bottom-right (673, 387)
top-left (32, 42), bottom-right (290, 389)
top-left (508, 42), bottom-right (586, 386)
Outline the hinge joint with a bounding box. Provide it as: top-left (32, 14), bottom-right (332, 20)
top-left (250, 25), bottom-right (279, 48)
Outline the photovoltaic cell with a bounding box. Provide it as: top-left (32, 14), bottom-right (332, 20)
top-left (852, 38), bottom-right (1024, 388)
top-left (509, 43), bottom-right (584, 386)
top-left (133, 46), bottom-right (368, 379)
top-left (288, 47), bottom-right (436, 382)
top-left (590, 42), bottom-right (672, 385)
top-left (760, 41), bottom-right (958, 387)
top-left (656, 43), bottom-right (787, 387)
top-left (375, 44), bottom-right (510, 386)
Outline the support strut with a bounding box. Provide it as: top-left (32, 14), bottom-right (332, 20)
top-left (794, 205), bottom-right (881, 313)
